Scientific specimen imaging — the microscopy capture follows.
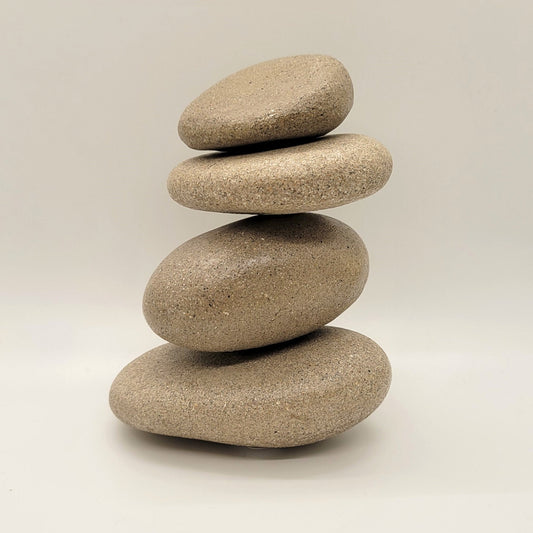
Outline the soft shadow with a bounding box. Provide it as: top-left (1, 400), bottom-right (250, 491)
top-left (197, 134), bottom-right (348, 159)
top-left (221, 213), bottom-right (339, 245)
top-left (191, 331), bottom-right (321, 367)
top-left (214, 135), bottom-right (324, 155)
top-left (114, 421), bottom-right (381, 480)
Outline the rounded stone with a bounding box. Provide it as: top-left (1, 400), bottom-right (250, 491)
top-left (178, 55), bottom-right (354, 150)
top-left (143, 214), bottom-right (368, 352)
top-left (109, 327), bottom-right (391, 448)
top-left (168, 134), bottom-right (392, 214)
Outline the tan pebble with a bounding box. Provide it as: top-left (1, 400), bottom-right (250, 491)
top-left (168, 134), bottom-right (392, 214)
top-left (109, 327), bottom-right (391, 448)
top-left (178, 55), bottom-right (353, 150)
top-left (143, 214), bottom-right (368, 352)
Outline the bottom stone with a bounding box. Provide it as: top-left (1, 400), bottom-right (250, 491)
top-left (109, 326), bottom-right (391, 448)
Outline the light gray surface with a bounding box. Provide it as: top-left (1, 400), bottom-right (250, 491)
top-left (1, 0), bottom-right (532, 531)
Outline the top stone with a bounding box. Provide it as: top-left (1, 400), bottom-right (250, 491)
top-left (178, 55), bottom-right (354, 151)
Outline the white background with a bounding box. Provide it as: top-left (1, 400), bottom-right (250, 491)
top-left (1, 0), bottom-right (532, 531)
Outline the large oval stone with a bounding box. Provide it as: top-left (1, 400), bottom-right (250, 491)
top-left (109, 327), bottom-right (391, 448)
top-left (168, 134), bottom-right (392, 214)
top-left (143, 214), bottom-right (368, 352)
top-left (178, 55), bottom-right (353, 150)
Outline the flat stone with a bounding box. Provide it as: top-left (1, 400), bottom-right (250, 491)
top-left (168, 134), bottom-right (392, 214)
top-left (109, 327), bottom-right (391, 448)
top-left (143, 214), bottom-right (368, 352)
top-left (178, 55), bottom-right (354, 150)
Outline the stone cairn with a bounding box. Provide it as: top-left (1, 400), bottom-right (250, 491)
top-left (110, 55), bottom-right (393, 448)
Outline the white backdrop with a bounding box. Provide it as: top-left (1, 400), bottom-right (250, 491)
top-left (1, 1), bottom-right (532, 531)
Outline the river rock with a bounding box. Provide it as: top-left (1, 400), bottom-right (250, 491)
top-left (143, 214), bottom-right (368, 352)
top-left (178, 55), bottom-right (354, 150)
top-left (109, 327), bottom-right (391, 448)
top-left (168, 134), bottom-right (392, 214)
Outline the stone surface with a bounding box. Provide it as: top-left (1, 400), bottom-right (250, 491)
top-left (143, 214), bottom-right (368, 352)
top-left (168, 134), bottom-right (392, 214)
top-left (178, 55), bottom-right (353, 150)
top-left (109, 327), bottom-right (391, 448)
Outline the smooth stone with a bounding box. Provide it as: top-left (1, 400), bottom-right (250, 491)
top-left (109, 327), bottom-right (391, 448)
top-left (168, 134), bottom-right (392, 214)
top-left (143, 214), bottom-right (368, 352)
top-left (178, 55), bottom-right (353, 150)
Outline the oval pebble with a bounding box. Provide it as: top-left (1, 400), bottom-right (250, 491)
top-left (168, 134), bottom-right (392, 214)
top-left (178, 55), bottom-right (353, 150)
top-left (109, 327), bottom-right (391, 448)
top-left (143, 214), bottom-right (368, 352)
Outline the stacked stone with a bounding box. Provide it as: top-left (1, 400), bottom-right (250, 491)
top-left (110, 55), bottom-right (393, 448)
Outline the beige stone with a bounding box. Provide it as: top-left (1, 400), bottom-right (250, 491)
top-left (178, 55), bottom-right (353, 150)
top-left (109, 327), bottom-right (391, 448)
top-left (168, 134), bottom-right (392, 214)
top-left (143, 214), bottom-right (368, 352)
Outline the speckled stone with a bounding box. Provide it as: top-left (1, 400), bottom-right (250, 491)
top-left (168, 134), bottom-right (392, 214)
top-left (143, 214), bottom-right (368, 352)
top-left (109, 327), bottom-right (391, 448)
top-left (178, 55), bottom-right (354, 150)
